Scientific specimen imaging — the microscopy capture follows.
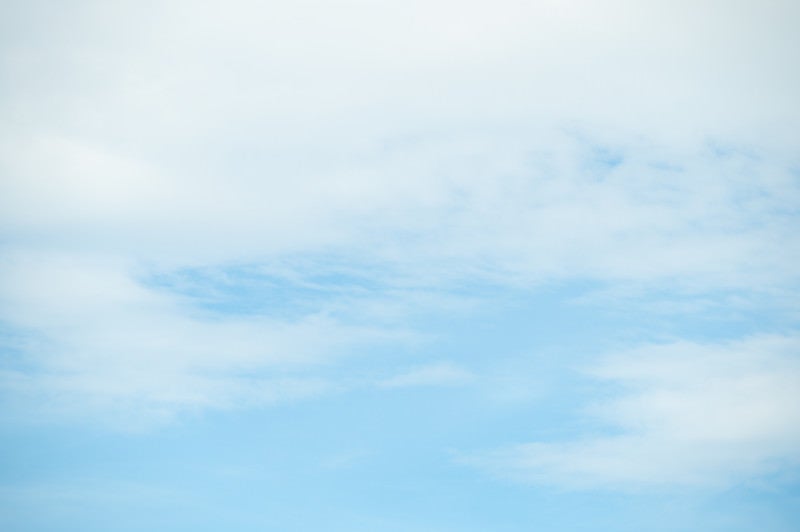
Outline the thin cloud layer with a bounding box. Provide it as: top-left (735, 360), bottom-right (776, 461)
top-left (0, 1), bottom-right (798, 509)
top-left (0, 253), bottom-right (407, 427)
top-left (466, 335), bottom-right (800, 489)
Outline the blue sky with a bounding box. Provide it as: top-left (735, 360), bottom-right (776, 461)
top-left (1, 1), bottom-right (800, 530)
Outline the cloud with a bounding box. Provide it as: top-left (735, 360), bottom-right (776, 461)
top-left (0, 0), bottom-right (798, 431)
top-left (3, 130), bottom-right (797, 289)
top-left (3, 1), bottom-right (798, 144)
top-left (1, 1), bottom-right (798, 285)
top-left (0, 252), bottom-right (409, 428)
top-left (464, 335), bottom-right (800, 489)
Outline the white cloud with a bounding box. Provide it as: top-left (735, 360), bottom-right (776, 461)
top-left (4, 0), bottom-right (798, 144)
top-left (1, 1), bottom-right (798, 283)
top-left (0, 252), bottom-right (406, 428)
top-left (0, 0), bottom-right (798, 429)
top-left (2, 129), bottom-right (797, 289)
top-left (464, 335), bottom-right (800, 489)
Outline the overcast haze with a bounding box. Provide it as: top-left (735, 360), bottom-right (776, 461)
top-left (1, 1), bottom-right (799, 530)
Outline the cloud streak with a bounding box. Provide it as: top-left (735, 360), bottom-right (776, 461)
top-left (0, 252), bottom-right (410, 428)
top-left (465, 335), bottom-right (800, 489)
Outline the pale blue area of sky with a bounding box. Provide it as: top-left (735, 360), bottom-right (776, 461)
top-left (2, 273), bottom-right (800, 530)
top-left (1, 386), bottom-right (798, 532)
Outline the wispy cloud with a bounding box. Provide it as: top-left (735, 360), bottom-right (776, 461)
top-left (463, 335), bottom-right (800, 489)
top-left (0, 252), bottom-right (410, 428)
top-left (2, 136), bottom-right (798, 428)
